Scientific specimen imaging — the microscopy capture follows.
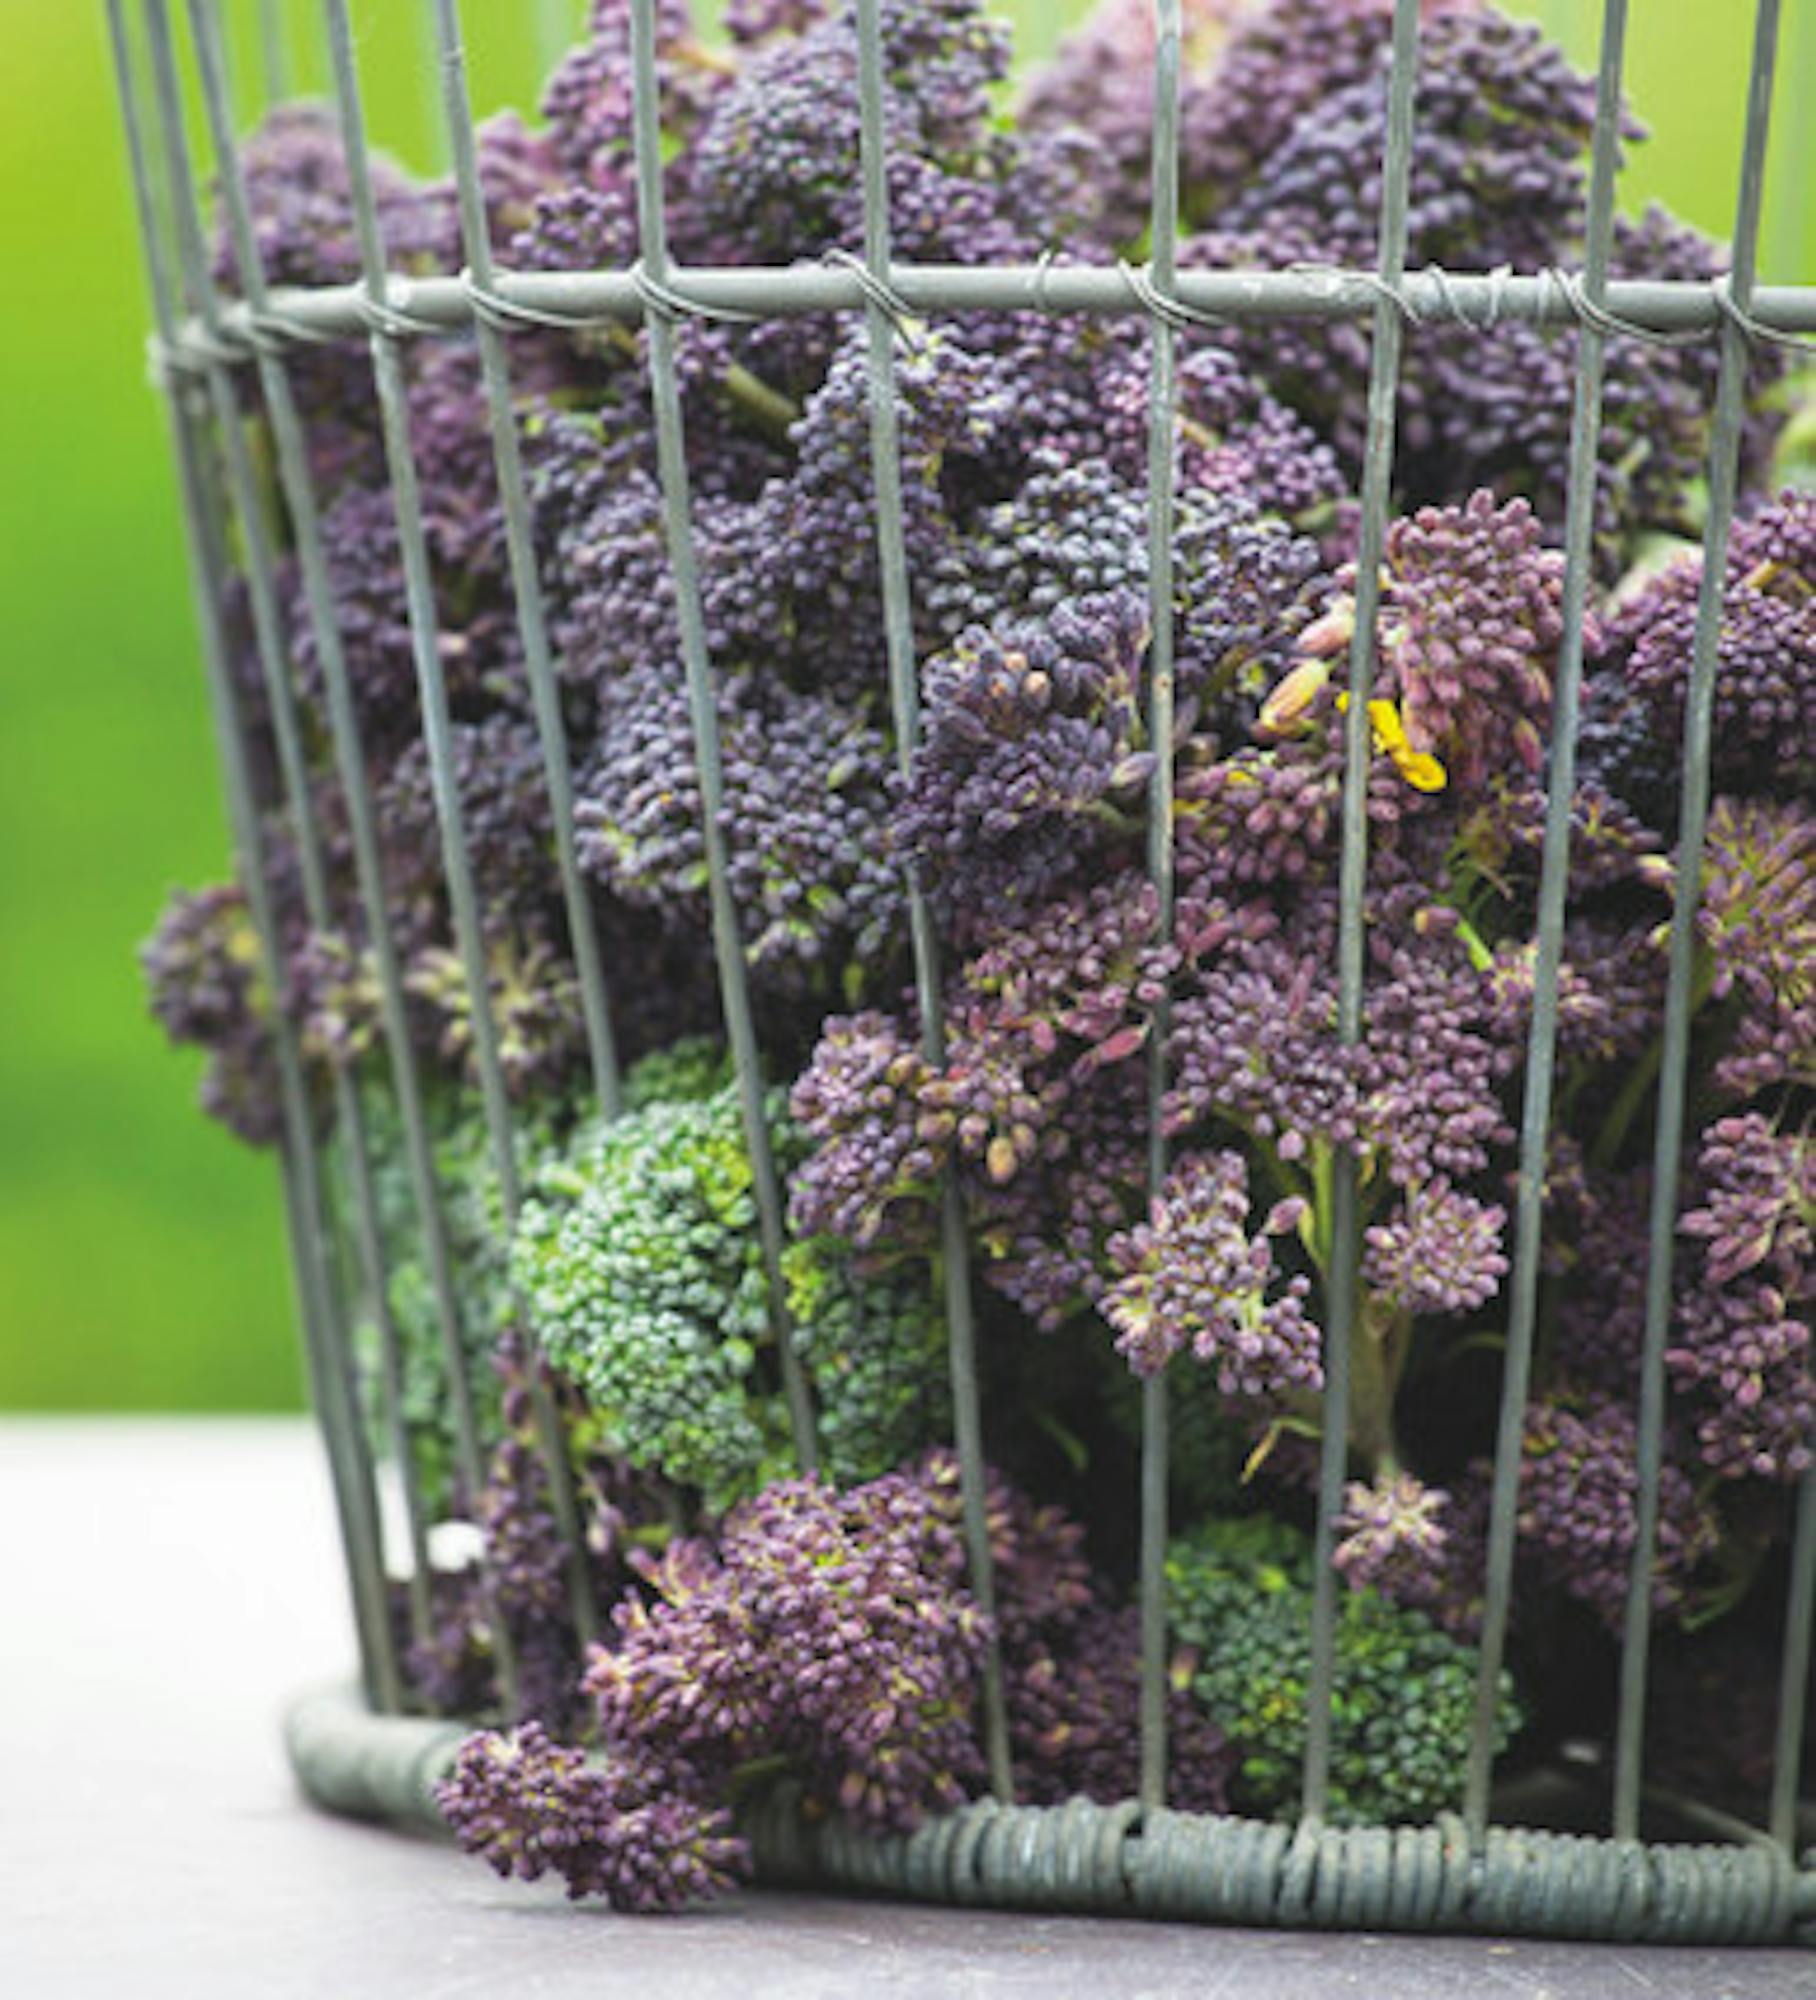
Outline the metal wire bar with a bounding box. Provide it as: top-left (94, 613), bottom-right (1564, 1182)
top-left (257, 0), bottom-right (288, 103)
top-left (1771, 1443), bottom-right (1816, 1849)
top-left (319, 0), bottom-right (603, 1655)
top-left (196, 0), bottom-right (528, 1712)
top-left (422, 0), bottom-right (615, 1650)
top-left (850, 0), bottom-right (1009, 1797)
top-left (1136, 0), bottom-right (1184, 1820)
top-left (1299, 0), bottom-right (1421, 1826)
top-left (160, 267), bottom-right (1816, 359)
top-left (1462, 0), bottom-right (1630, 1844)
top-left (167, 0), bottom-right (437, 1650)
top-left (111, 0), bottom-right (401, 1716)
top-left (425, 0), bottom-right (622, 1122)
top-left (623, 0), bottom-right (817, 1472)
top-left (188, 0), bottom-right (520, 1709)
top-left (1612, 0), bottom-right (1784, 1845)
top-left (320, 0), bottom-right (523, 1219)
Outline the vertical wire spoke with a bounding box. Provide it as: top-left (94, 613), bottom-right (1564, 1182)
top-left (625, 0), bottom-right (817, 1474)
top-left (851, 0), bottom-right (1010, 1802)
top-left (1770, 1442), bottom-right (1816, 1850)
top-left (324, 0), bottom-right (610, 1706)
top-left (425, 0), bottom-right (612, 1646)
top-left (426, 0), bottom-right (620, 1121)
top-left (182, 0), bottom-right (435, 1648)
top-left (1299, 0), bottom-right (1422, 1826)
top-left (258, 0), bottom-right (289, 104)
top-left (130, 0), bottom-right (403, 1714)
top-left (320, 0), bottom-right (522, 1223)
top-left (198, 0), bottom-right (524, 1713)
top-left (1462, 0), bottom-right (1629, 1843)
top-left (1613, 0), bottom-right (1785, 1843)
top-left (1137, 0), bottom-right (1183, 1819)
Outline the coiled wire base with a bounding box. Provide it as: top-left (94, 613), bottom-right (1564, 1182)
top-left (284, 1686), bottom-right (1816, 1945)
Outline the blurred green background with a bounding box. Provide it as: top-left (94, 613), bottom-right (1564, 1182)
top-left (0, 0), bottom-right (1808, 1411)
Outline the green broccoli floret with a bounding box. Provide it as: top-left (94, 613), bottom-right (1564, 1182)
top-left (514, 1088), bottom-right (785, 1511)
top-left (1167, 1514), bottom-right (1521, 1826)
top-left (512, 1060), bottom-right (950, 1509)
top-left (621, 1036), bottom-right (734, 1111)
top-left (350, 1081), bottom-right (569, 1508)
top-left (784, 1237), bottom-right (951, 1487)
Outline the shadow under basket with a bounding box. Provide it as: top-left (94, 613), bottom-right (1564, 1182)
top-left (285, 1685), bottom-right (1816, 1944)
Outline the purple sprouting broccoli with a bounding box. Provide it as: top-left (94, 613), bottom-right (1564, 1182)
top-left (1515, 1391), bottom-right (1721, 1628)
top-left (789, 870), bottom-right (1174, 1268)
top-left (141, 882), bottom-right (284, 1147)
top-left (683, 0), bottom-right (1018, 263)
top-left (1593, 491), bottom-right (1816, 815)
top-left (1291, 491), bottom-right (1566, 796)
top-left (1006, 1599), bottom-right (1232, 1812)
top-left (574, 660), bottom-right (905, 998)
top-left (585, 1468), bottom-right (993, 1834)
top-left (1690, 796), bottom-right (1816, 1102)
top-left (1017, 0), bottom-right (1248, 245)
top-left (374, 710), bottom-right (562, 954)
top-left (1101, 1151), bottom-right (1317, 1397)
top-left (923, 455), bottom-right (1324, 701)
top-left (1179, 493), bottom-right (1563, 903)
top-left (1669, 1114), bottom-right (1814, 1483)
top-left (1363, 1180), bottom-right (1508, 1320)
top-left (897, 590), bottom-right (1151, 925)
top-left (1163, 893), bottom-right (1515, 1192)
top-left (211, 103), bottom-right (453, 293)
top-left (405, 937), bottom-right (588, 1101)
top-left (1145, 0), bottom-right (1786, 565)
top-left (786, 1010), bottom-right (942, 1255)
top-left (441, 1450), bottom-right (1230, 1907)
top-left (439, 1723), bottom-right (749, 1912)
top-left (1331, 1468), bottom-right (1453, 1610)
top-left (541, 0), bottom-right (726, 200)
top-left (1215, 4), bottom-right (1603, 274)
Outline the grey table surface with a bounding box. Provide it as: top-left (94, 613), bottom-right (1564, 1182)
top-left (1, 1416), bottom-right (1810, 2000)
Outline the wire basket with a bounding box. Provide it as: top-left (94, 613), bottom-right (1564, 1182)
top-left (114, 0), bottom-right (1816, 1945)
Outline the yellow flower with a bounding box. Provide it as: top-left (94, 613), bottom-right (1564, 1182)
top-left (1335, 692), bottom-right (1448, 793)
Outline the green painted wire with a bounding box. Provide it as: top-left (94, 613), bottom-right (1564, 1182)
top-left (319, 0), bottom-right (603, 1668)
top-left (1299, 0), bottom-right (1422, 1827)
top-left (286, 1678), bottom-right (1813, 1941)
top-left (164, 265), bottom-right (1816, 352)
top-left (423, 0), bottom-right (621, 1648)
top-left (167, 0), bottom-right (438, 1650)
top-left (424, 0), bottom-right (623, 1128)
top-left (1770, 1447), bottom-right (1816, 1850)
top-left (1137, 0), bottom-right (1183, 1820)
top-left (112, 0), bottom-right (401, 1715)
top-left (1613, 0), bottom-right (1783, 1845)
top-left (1462, 0), bottom-right (1630, 1844)
top-left (850, 0), bottom-right (1010, 1799)
top-left (257, 0), bottom-right (288, 103)
top-left (193, 0), bottom-right (523, 1714)
top-left (320, 0), bottom-right (524, 1221)
top-left (623, 0), bottom-right (818, 1474)
top-left (182, 0), bottom-right (434, 1642)
top-left (193, 0), bottom-right (509, 1686)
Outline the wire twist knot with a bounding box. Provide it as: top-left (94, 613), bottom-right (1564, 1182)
top-left (353, 278), bottom-right (441, 341)
top-left (629, 258), bottom-right (761, 327)
top-left (823, 246), bottom-right (924, 348)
